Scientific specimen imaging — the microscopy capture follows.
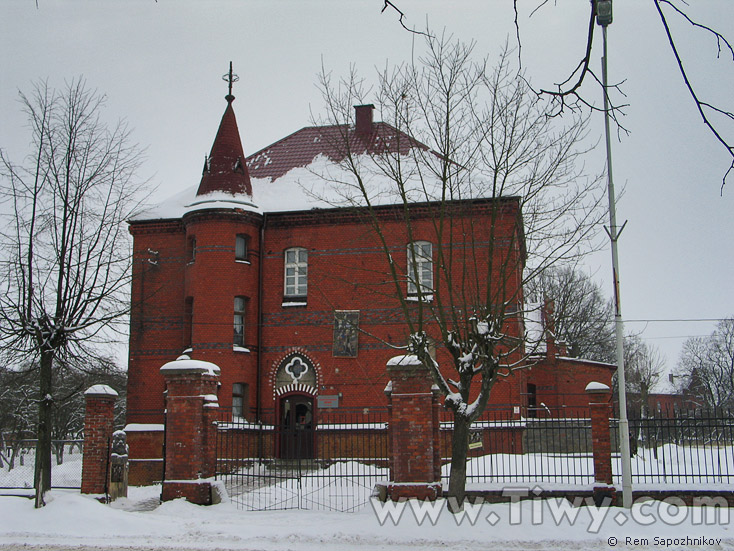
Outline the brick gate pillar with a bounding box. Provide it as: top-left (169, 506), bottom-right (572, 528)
top-left (81, 385), bottom-right (118, 495)
top-left (586, 381), bottom-right (616, 505)
top-left (160, 355), bottom-right (221, 505)
top-left (384, 354), bottom-right (442, 501)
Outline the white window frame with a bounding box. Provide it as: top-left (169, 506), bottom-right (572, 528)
top-left (232, 382), bottom-right (246, 418)
top-left (235, 234), bottom-right (249, 262)
top-left (284, 247), bottom-right (308, 299)
top-left (407, 241), bottom-right (433, 296)
top-left (234, 296), bottom-right (246, 346)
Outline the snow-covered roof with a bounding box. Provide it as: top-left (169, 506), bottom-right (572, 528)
top-left (585, 381), bottom-right (611, 393)
top-left (131, 150), bottom-right (446, 222)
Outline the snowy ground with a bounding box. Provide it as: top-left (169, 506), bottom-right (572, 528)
top-left (1, 485), bottom-right (733, 551)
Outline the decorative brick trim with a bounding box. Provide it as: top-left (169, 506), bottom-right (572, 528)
top-left (269, 348), bottom-right (322, 400)
top-left (275, 383), bottom-right (318, 397)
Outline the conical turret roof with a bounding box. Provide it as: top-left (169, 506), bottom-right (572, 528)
top-left (196, 96), bottom-right (252, 197)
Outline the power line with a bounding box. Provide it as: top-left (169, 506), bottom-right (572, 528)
top-left (624, 318), bottom-right (729, 323)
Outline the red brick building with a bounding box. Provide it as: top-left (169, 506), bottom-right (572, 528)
top-left (126, 90), bottom-right (614, 433)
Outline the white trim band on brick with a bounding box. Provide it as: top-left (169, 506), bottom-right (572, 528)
top-left (275, 383), bottom-right (318, 397)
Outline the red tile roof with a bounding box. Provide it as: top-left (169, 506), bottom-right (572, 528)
top-left (246, 122), bottom-right (428, 182)
top-left (196, 99), bottom-right (252, 197)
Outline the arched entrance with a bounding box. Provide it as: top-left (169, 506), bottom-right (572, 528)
top-left (279, 394), bottom-right (314, 460)
top-left (272, 351), bottom-right (319, 459)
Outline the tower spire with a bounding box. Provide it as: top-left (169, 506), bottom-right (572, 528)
top-left (223, 61), bottom-right (239, 103)
top-left (195, 62), bottom-right (251, 197)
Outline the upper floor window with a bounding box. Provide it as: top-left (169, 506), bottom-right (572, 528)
top-left (187, 236), bottom-right (196, 263)
top-left (235, 234), bottom-right (249, 262)
top-left (284, 247), bottom-right (308, 300)
top-left (407, 241), bottom-right (433, 295)
top-left (234, 296), bottom-right (246, 346)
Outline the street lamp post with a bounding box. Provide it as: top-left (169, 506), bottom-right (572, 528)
top-left (596, 0), bottom-right (634, 509)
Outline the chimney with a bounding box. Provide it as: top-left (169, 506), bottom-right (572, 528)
top-left (542, 298), bottom-right (558, 358)
top-left (354, 104), bottom-right (375, 136)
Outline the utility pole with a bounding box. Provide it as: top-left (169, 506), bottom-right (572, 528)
top-left (596, 0), bottom-right (633, 509)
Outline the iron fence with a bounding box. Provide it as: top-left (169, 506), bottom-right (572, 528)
top-left (439, 405), bottom-right (597, 486)
top-left (215, 407), bottom-right (389, 511)
top-left (0, 439), bottom-right (84, 490)
top-left (616, 405), bottom-right (734, 485)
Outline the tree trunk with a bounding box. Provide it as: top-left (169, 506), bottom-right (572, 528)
top-left (448, 415), bottom-right (470, 511)
top-left (34, 349), bottom-right (53, 508)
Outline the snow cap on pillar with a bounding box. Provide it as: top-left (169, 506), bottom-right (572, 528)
top-left (84, 384), bottom-right (119, 397)
top-left (160, 354), bottom-right (221, 376)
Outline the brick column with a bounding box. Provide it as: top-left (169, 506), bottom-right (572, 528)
top-left (384, 355), bottom-right (441, 501)
top-left (586, 382), bottom-right (616, 505)
top-left (160, 355), bottom-right (221, 505)
top-left (81, 385), bottom-right (118, 495)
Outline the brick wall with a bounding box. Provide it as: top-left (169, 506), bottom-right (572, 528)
top-left (128, 198), bottom-right (525, 425)
top-left (125, 426), bottom-right (164, 486)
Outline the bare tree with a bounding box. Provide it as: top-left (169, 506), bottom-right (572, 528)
top-left (383, 1), bottom-right (734, 191)
top-left (0, 79), bottom-right (147, 507)
top-left (622, 334), bottom-right (665, 417)
top-left (675, 317), bottom-right (734, 408)
top-left (315, 34), bottom-right (605, 504)
top-left (0, 357), bottom-right (126, 470)
top-left (525, 265), bottom-right (615, 362)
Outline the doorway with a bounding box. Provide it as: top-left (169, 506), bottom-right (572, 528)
top-left (279, 395), bottom-right (314, 459)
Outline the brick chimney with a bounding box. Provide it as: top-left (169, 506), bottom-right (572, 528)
top-left (542, 298), bottom-right (557, 358)
top-left (355, 104), bottom-right (375, 136)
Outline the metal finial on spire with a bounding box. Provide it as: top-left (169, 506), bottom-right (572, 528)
top-left (222, 61), bottom-right (239, 103)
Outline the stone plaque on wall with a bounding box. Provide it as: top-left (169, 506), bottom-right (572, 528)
top-left (333, 310), bottom-right (359, 358)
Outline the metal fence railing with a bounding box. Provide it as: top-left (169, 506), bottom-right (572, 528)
top-left (215, 407), bottom-right (389, 511)
top-left (439, 405), bottom-right (597, 486)
top-left (0, 439), bottom-right (84, 490)
top-left (616, 406), bottom-right (734, 485)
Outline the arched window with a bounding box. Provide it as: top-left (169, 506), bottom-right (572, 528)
top-left (407, 241), bottom-right (433, 295)
top-left (284, 247), bottom-right (308, 300)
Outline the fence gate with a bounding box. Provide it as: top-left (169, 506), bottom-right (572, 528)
top-left (215, 408), bottom-right (389, 511)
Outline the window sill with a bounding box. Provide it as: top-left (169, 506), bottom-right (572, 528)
top-left (233, 346), bottom-right (251, 353)
top-left (406, 294), bottom-right (434, 303)
top-left (282, 300), bottom-right (307, 308)
top-left (235, 259), bottom-right (251, 265)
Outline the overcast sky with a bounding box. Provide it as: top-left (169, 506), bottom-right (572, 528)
top-left (2, 1), bottom-right (733, 384)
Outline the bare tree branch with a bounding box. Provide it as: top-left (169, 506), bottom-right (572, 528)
top-left (381, 0), bottom-right (431, 37)
top-left (653, 0), bottom-right (734, 193)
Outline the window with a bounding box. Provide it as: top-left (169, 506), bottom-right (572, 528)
top-left (232, 383), bottom-right (248, 418)
top-left (284, 247), bottom-right (308, 299)
top-left (407, 241), bottom-right (433, 295)
top-left (184, 297), bottom-right (194, 349)
top-left (187, 236), bottom-right (196, 263)
top-left (235, 234), bottom-right (249, 262)
top-left (234, 296), bottom-right (246, 346)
